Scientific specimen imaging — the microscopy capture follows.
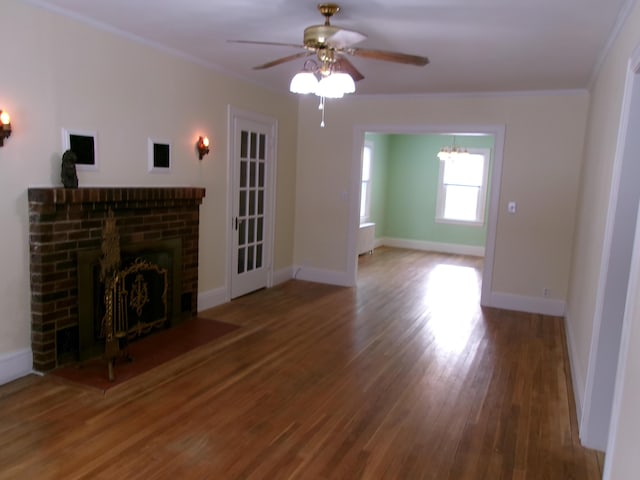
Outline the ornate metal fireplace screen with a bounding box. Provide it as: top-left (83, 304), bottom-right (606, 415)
top-left (103, 258), bottom-right (168, 342)
top-left (100, 209), bottom-right (169, 380)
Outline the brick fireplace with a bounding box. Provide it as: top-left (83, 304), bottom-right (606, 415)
top-left (28, 187), bottom-right (206, 372)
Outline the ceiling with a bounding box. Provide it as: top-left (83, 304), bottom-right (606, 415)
top-left (28, 0), bottom-right (630, 95)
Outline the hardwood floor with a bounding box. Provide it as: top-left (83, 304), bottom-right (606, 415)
top-left (0, 247), bottom-right (602, 479)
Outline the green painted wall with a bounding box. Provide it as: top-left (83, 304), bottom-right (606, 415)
top-left (365, 133), bottom-right (494, 247)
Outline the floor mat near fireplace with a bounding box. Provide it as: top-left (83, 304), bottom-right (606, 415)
top-left (49, 317), bottom-right (240, 392)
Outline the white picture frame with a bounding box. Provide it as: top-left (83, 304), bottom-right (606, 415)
top-left (62, 128), bottom-right (98, 172)
top-left (148, 138), bottom-right (172, 173)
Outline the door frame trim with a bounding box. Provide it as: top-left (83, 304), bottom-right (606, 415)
top-left (583, 41), bottom-right (640, 454)
top-left (348, 123), bottom-right (506, 308)
top-left (226, 106), bottom-right (278, 300)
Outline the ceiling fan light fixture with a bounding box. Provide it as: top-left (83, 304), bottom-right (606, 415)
top-left (315, 72), bottom-right (355, 98)
top-left (331, 71), bottom-right (355, 94)
top-left (315, 75), bottom-right (344, 98)
top-left (233, 2), bottom-right (430, 101)
top-left (234, 3), bottom-right (429, 127)
top-left (289, 71), bottom-right (319, 94)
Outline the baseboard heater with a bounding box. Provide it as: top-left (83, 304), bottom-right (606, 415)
top-left (358, 222), bottom-right (376, 255)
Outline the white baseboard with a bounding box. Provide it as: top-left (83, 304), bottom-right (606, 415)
top-left (272, 266), bottom-right (294, 286)
top-left (0, 349), bottom-right (33, 386)
top-left (482, 291), bottom-right (566, 316)
top-left (197, 267), bottom-right (296, 312)
top-left (197, 286), bottom-right (228, 312)
top-left (379, 237), bottom-right (485, 257)
top-left (293, 265), bottom-right (355, 287)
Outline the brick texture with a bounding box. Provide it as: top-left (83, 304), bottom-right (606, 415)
top-left (28, 187), bottom-right (206, 372)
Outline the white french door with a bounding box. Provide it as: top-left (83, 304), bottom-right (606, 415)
top-left (229, 110), bottom-right (275, 299)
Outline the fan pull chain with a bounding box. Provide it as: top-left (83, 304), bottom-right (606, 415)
top-left (319, 96), bottom-right (326, 127)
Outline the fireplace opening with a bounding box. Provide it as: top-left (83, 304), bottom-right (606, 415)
top-left (73, 238), bottom-right (183, 363)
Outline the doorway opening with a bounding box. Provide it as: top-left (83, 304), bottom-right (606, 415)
top-left (348, 124), bottom-right (506, 308)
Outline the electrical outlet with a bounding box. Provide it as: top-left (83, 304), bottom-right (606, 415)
top-left (543, 287), bottom-right (550, 298)
top-left (508, 201), bottom-right (517, 214)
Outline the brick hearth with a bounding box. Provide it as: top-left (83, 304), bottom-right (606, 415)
top-left (28, 187), bottom-right (206, 372)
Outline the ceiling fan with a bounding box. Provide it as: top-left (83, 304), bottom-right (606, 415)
top-left (229, 3), bottom-right (429, 83)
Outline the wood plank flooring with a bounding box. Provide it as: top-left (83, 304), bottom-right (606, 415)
top-left (0, 247), bottom-right (602, 479)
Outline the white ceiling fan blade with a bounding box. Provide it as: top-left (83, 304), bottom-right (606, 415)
top-left (228, 40), bottom-right (304, 49)
top-left (326, 29), bottom-right (367, 49)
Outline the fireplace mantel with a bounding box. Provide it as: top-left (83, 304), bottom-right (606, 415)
top-left (28, 187), bottom-right (206, 371)
top-left (28, 187), bottom-right (206, 206)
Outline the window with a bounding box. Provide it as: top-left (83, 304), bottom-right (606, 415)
top-left (360, 143), bottom-right (373, 221)
top-left (436, 148), bottom-right (490, 225)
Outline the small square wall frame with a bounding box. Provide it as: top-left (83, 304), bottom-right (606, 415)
top-left (148, 138), bottom-right (171, 173)
top-left (62, 128), bottom-right (98, 171)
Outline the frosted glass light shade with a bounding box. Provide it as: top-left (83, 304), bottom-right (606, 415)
top-left (316, 76), bottom-right (342, 98)
top-left (315, 72), bottom-right (355, 98)
top-left (331, 72), bottom-right (355, 94)
top-left (315, 73), bottom-right (350, 98)
top-left (289, 72), bottom-right (318, 94)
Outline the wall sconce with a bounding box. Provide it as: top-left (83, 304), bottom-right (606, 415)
top-left (0, 110), bottom-right (11, 147)
top-left (196, 136), bottom-right (210, 160)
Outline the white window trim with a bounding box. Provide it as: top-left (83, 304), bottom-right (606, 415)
top-left (360, 141), bottom-right (374, 223)
top-left (435, 147), bottom-right (490, 227)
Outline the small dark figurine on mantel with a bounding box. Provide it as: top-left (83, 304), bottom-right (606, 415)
top-left (61, 149), bottom-right (78, 188)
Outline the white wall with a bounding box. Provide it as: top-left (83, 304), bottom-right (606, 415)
top-left (565, 0), bottom-right (640, 448)
top-left (294, 92), bottom-right (589, 304)
top-left (0, 0), bottom-right (298, 378)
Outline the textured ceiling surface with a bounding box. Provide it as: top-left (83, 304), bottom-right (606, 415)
top-left (28, 0), bottom-right (630, 95)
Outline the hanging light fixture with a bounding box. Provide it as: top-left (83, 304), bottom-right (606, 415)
top-left (437, 135), bottom-right (469, 161)
top-left (289, 58), bottom-right (356, 127)
top-left (289, 60), bottom-right (356, 98)
top-left (316, 71), bottom-right (355, 98)
top-left (289, 70), bottom-right (318, 94)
